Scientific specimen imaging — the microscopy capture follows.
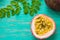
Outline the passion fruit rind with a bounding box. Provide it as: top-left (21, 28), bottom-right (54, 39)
top-left (45, 0), bottom-right (60, 11)
top-left (31, 14), bottom-right (56, 39)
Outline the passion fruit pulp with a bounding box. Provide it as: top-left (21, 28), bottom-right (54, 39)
top-left (31, 14), bottom-right (56, 39)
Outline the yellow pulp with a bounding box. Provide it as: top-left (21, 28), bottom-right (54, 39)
top-left (35, 16), bottom-right (53, 36)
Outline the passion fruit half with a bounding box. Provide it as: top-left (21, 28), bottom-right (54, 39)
top-left (31, 14), bottom-right (56, 39)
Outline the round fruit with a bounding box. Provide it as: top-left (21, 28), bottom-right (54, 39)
top-left (56, 0), bottom-right (60, 4)
top-left (31, 14), bottom-right (56, 39)
top-left (45, 0), bottom-right (60, 11)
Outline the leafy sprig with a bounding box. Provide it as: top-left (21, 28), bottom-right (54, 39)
top-left (0, 0), bottom-right (41, 18)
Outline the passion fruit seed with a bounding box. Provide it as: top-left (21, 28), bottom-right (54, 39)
top-left (35, 19), bottom-right (41, 23)
top-left (35, 16), bottom-right (53, 36)
top-left (35, 23), bottom-right (41, 29)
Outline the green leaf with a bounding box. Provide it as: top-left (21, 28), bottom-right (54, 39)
top-left (24, 8), bottom-right (29, 15)
top-left (22, 1), bottom-right (27, 4)
top-left (0, 10), bottom-right (3, 18)
top-left (15, 7), bottom-right (21, 15)
top-left (24, 6), bottom-right (30, 14)
top-left (7, 11), bottom-right (10, 18)
top-left (23, 1), bottom-right (29, 7)
top-left (35, 6), bottom-right (40, 10)
top-left (32, 0), bottom-right (41, 6)
top-left (2, 8), bottom-right (8, 12)
top-left (11, 1), bottom-right (18, 6)
top-left (37, 1), bottom-right (41, 6)
top-left (7, 5), bottom-right (14, 10)
top-left (1, 9), bottom-right (6, 18)
top-left (18, 0), bottom-right (24, 2)
top-left (4, 9), bottom-right (8, 12)
top-left (36, 2), bottom-right (41, 6)
top-left (11, 1), bottom-right (20, 8)
top-left (30, 7), bottom-right (34, 16)
top-left (3, 13), bottom-right (6, 18)
top-left (30, 11), bottom-right (34, 16)
top-left (34, 9), bottom-right (37, 14)
top-left (12, 9), bottom-right (15, 16)
top-left (14, 0), bottom-right (18, 1)
top-left (23, 3), bottom-right (29, 7)
top-left (31, 6), bottom-right (37, 13)
top-left (31, 6), bottom-right (38, 13)
top-left (23, 5), bottom-right (30, 9)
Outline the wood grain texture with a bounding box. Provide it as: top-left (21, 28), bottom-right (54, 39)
top-left (0, 0), bottom-right (60, 40)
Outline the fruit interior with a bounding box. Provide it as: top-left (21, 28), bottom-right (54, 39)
top-left (34, 15), bottom-right (53, 36)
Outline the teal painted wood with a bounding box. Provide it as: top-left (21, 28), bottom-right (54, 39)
top-left (0, 0), bottom-right (60, 40)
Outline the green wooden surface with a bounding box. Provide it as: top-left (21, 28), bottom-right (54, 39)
top-left (0, 0), bottom-right (60, 40)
